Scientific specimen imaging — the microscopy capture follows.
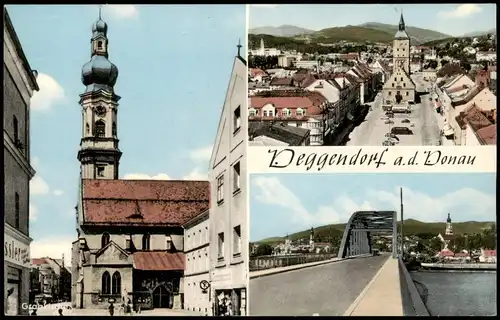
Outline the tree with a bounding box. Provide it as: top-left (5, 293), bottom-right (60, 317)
top-left (441, 59), bottom-right (449, 67)
top-left (254, 243), bottom-right (273, 256)
top-left (427, 60), bottom-right (438, 69)
top-left (429, 237), bottom-right (443, 253)
top-left (367, 57), bottom-right (373, 64)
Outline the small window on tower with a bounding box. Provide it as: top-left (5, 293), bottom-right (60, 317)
top-left (97, 41), bottom-right (103, 49)
top-left (95, 120), bottom-right (105, 137)
top-left (96, 165), bottom-right (105, 178)
top-left (112, 122), bottom-right (117, 136)
top-left (86, 123), bottom-right (90, 134)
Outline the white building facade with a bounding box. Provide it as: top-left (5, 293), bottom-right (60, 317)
top-left (208, 53), bottom-right (248, 316)
top-left (183, 211), bottom-right (211, 315)
top-left (4, 8), bottom-right (39, 316)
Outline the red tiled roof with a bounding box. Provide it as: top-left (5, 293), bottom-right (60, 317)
top-left (250, 96), bottom-right (324, 114)
top-left (250, 68), bottom-right (266, 78)
top-left (32, 258), bottom-right (47, 265)
top-left (439, 249), bottom-right (454, 257)
top-left (476, 124), bottom-right (496, 145)
top-left (133, 252), bottom-right (185, 271)
top-left (483, 250), bottom-right (496, 257)
top-left (270, 77), bottom-right (294, 86)
top-left (300, 74), bottom-right (319, 88)
top-left (455, 104), bottom-right (493, 132)
top-left (454, 252), bottom-right (469, 258)
top-left (82, 179), bottom-right (209, 226)
top-left (446, 85), bottom-right (469, 94)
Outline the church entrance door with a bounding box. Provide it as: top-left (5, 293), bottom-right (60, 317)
top-left (152, 285), bottom-right (170, 309)
top-left (396, 91), bottom-right (402, 104)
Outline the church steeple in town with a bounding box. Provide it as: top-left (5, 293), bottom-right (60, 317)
top-left (445, 213), bottom-right (453, 236)
top-left (77, 8), bottom-right (122, 180)
top-left (398, 12), bottom-right (405, 31)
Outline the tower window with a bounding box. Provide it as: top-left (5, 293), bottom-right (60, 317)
top-left (392, 83), bottom-right (395, 88)
top-left (403, 83), bottom-right (406, 87)
top-left (86, 123), bottom-right (90, 134)
top-left (406, 92), bottom-right (409, 96)
top-left (96, 165), bottom-right (105, 178)
top-left (95, 120), bottom-right (105, 137)
top-left (142, 234), bottom-right (151, 250)
top-left (97, 41), bottom-right (103, 49)
top-left (112, 122), bottom-right (117, 136)
top-left (400, 77), bottom-right (403, 81)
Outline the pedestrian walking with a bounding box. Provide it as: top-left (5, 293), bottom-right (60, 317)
top-left (108, 302), bottom-right (115, 316)
top-left (31, 309), bottom-right (37, 316)
top-left (58, 309), bottom-right (64, 316)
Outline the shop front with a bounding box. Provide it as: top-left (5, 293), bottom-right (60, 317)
top-left (4, 224), bottom-right (32, 316)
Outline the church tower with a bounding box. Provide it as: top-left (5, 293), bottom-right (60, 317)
top-left (309, 227), bottom-right (315, 251)
top-left (445, 213), bottom-right (453, 236)
top-left (393, 13), bottom-right (411, 74)
top-left (77, 10), bottom-right (122, 180)
top-left (260, 38), bottom-right (265, 55)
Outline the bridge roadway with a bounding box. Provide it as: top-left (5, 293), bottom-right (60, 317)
top-left (249, 254), bottom-right (398, 316)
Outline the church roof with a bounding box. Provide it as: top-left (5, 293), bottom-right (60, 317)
top-left (133, 251), bottom-right (185, 271)
top-left (81, 179), bottom-right (209, 226)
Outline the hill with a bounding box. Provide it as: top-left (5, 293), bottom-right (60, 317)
top-left (311, 25), bottom-right (394, 43)
top-left (462, 28), bottom-right (496, 37)
top-left (255, 219), bottom-right (495, 245)
top-left (249, 25), bottom-right (316, 37)
top-left (359, 22), bottom-right (451, 45)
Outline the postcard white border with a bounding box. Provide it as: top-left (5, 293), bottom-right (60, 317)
top-left (248, 146), bottom-right (497, 173)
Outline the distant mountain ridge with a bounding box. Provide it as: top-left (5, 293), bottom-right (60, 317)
top-left (358, 22), bottom-right (451, 44)
top-left (249, 22), bottom-right (452, 45)
top-left (255, 219), bottom-right (495, 244)
top-left (249, 25), bottom-right (316, 37)
top-left (461, 28), bottom-right (497, 37)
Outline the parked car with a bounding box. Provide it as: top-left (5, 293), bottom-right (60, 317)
top-left (385, 120), bottom-right (394, 124)
top-left (401, 119), bottom-right (411, 123)
top-left (391, 127), bottom-right (413, 135)
top-left (380, 116), bottom-right (389, 120)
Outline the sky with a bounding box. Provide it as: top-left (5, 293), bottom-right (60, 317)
top-left (250, 173), bottom-right (496, 241)
top-left (7, 4), bottom-right (246, 264)
top-left (249, 4), bottom-right (496, 36)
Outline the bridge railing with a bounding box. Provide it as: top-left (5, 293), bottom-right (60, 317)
top-left (397, 257), bottom-right (430, 316)
top-left (249, 253), bottom-right (336, 272)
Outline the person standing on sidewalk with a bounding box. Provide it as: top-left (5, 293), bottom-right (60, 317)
top-left (108, 302), bottom-right (115, 316)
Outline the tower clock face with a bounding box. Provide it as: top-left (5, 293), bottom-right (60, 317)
top-left (95, 106), bottom-right (106, 117)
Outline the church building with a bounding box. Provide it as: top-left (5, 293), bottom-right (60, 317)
top-left (382, 13), bottom-right (416, 105)
top-left (70, 14), bottom-right (210, 311)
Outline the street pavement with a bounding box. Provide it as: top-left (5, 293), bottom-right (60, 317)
top-left (249, 255), bottom-right (389, 316)
top-left (346, 75), bottom-right (441, 146)
top-left (32, 302), bottom-right (202, 316)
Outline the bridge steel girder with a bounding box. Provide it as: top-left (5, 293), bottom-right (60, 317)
top-left (338, 210), bottom-right (398, 259)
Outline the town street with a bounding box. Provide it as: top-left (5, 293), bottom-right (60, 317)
top-left (346, 75), bottom-right (441, 146)
top-left (249, 255), bottom-right (388, 316)
top-left (31, 302), bottom-right (203, 316)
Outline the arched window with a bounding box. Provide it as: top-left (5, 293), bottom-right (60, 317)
top-left (112, 271), bottom-right (121, 294)
top-left (101, 233), bottom-right (110, 248)
top-left (95, 120), bottom-right (105, 137)
top-left (86, 123), bottom-right (90, 134)
top-left (112, 122), bottom-right (117, 136)
top-left (102, 271), bottom-right (111, 294)
top-left (142, 234), bottom-right (150, 250)
top-left (97, 41), bottom-right (103, 49)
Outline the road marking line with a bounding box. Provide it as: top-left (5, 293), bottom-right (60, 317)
top-left (312, 313), bottom-right (320, 316)
top-left (343, 256), bottom-right (391, 316)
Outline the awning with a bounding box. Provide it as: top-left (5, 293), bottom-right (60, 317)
top-left (133, 252), bottom-right (185, 271)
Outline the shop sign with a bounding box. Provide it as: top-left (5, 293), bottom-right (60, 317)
top-left (4, 233), bottom-right (31, 268)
